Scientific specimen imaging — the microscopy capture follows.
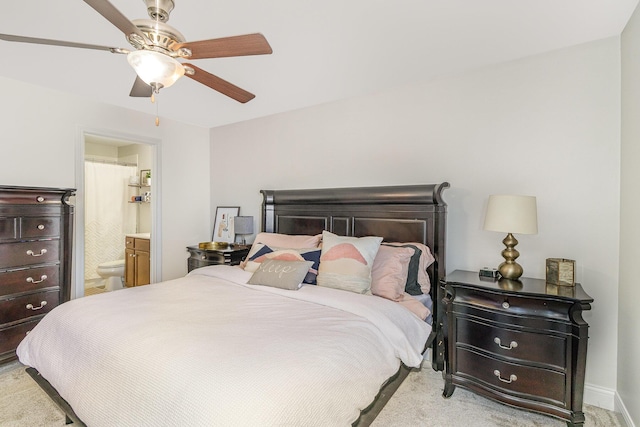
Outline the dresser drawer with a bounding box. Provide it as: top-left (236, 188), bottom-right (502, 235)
top-left (21, 217), bottom-right (60, 238)
top-left (0, 217), bottom-right (18, 240)
top-left (0, 190), bottom-right (63, 205)
top-left (0, 290), bottom-right (59, 324)
top-left (0, 240), bottom-right (60, 269)
top-left (454, 286), bottom-right (572, 322)
top-left (0, 317), bottom-right (40, 356)
top-left (456, 317), bottom-right (567, 368)
top-left (456, 347), bottom-right (567, 406)
top-left (0, 265), bottom-right (60, 295)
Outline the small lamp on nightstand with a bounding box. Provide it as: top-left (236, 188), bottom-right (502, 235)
top-left (483, 195), bottom-right (538, 280)
top-left (233, 216), bottom-right (254, 245)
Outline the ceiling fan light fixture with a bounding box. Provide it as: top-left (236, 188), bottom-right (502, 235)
top-left (127, 50), bottom-right (185, 90)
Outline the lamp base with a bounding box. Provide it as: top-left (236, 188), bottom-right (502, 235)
top-left (498, 261), bottom-right (523, 280)
top-left (498, 233), bottom-right (524, 280)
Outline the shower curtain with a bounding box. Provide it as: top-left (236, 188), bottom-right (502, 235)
top-left (84, 161), bottom-right (138, 281)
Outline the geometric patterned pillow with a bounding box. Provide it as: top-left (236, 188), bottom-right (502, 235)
top-left (243, 244), bottom-right (321, 285)
top-left (317, 231), bottom-right (383, 294)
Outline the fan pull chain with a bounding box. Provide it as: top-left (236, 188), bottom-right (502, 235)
top-left (151, 92), bottom-right (160, 126)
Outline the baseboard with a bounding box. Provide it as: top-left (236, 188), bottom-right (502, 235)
top-left (584, 382), bottom-right (616, 411)
top-left (615, 391), bottom-right (636, 427)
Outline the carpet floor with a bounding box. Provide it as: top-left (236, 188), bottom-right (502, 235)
top-left (0, 360), bottom-right (626, 426)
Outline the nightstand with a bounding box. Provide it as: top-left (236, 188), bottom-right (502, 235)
top-left (186, 245), bottom-right (250, 272)
top-left (441, 270), bottom-right (593, 426)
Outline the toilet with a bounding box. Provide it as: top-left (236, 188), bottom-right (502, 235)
top-left (96, 259), bottom-right (125, 291)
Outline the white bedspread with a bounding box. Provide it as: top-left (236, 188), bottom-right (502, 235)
top-left (17, 265), bottom-right (431, 427)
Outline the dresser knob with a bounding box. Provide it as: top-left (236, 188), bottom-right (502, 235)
top-left (494, 370), bottom-right (517, 384)
top-left (36, 196), bottom-right (45, 203)
top-left (502, 301), bottom-right (510, 309)
top-left (26, 301), bottom-right (47, 311)
top-left (494, 337), bottom-right (518, 350)
top-left (26, 275), bottom-right (48, 284)
top-left (37, 224), bottom-right (45, 230)
top-left (26, 249), bottom-right (48, 257)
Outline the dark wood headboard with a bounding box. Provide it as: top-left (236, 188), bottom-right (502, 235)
top-left (260, 183), bottom-right (449, 370)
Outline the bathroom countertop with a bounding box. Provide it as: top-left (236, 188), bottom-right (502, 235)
top-left (126, 233), bottom-right (151, 239)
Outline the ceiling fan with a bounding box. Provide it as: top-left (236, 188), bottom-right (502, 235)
top-left (0, 0), bottom-right (272, 103)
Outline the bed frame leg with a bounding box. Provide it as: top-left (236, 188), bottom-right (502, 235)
top-left (65, 415), bottom-right (73, 425)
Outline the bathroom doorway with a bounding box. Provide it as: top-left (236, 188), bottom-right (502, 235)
top-left (75, 129), bottom-right (161, 299)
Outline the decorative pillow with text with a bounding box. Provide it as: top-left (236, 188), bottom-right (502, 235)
top-left (247, 260), bottom-right (314, 290)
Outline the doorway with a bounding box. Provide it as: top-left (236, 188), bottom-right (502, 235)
top-left (74, 128), bottom-right (162, 299)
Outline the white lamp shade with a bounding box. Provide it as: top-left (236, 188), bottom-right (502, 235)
top-left (127, 50), bottom-right (185, 88)
top-left (483, 195), bottom-right (538, 235)
top-left (233, 216), bottom-right (254, 235)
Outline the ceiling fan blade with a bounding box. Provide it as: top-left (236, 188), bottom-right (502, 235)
top-left (129, 76), bottom-right (152, 97)
top-left (174, 33), bottom-right (272, 60)
top-left (83, 0), bottom-right (151, 45)
top-left (0, 33), bottom-right (126, 53)
top-left (183, 64), bottom-right (255, 103)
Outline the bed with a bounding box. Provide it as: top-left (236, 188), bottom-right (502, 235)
top-left (16, 183), bottom-right (449, 427)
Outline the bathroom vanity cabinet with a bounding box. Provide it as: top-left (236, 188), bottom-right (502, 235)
top-left (0, 186), bottom-right (75, 364)
top-left (124, 235), bottom-right (150, 287)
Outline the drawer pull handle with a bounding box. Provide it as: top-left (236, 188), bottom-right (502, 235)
top-left (494, 370), bottom-right (517, 384)
top-left (36, 196), bottom-right (45, 203)
top-left (494, 337), bottom-right (518, 350)
top-left (37, 224), bottom-right (45, 230)
top-left (26, 275), bottom-right (48, 284)
top-left (26, 249), bottom-right (48, 257)
top-left (26, 301), bottom-right (47, 311)
top-left (502, 301), bottom-right (510, 309)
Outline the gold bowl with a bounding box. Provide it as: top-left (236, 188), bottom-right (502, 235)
top-left (199, 241), bottom-right (229, 250)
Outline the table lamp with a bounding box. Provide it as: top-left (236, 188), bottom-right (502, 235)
top-left (483, 195), bottom-right (538, 280)
top-left (233, 216), bottom-right (254, 245)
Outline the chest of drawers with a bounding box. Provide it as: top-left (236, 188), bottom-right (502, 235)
top-left (442, 270), bottom-right (593, 426)
top-left (0, 186), bottom-right (75, 364)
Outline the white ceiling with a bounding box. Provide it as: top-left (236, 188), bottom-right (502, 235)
top-left (1, 0), bottom-right (637, 129)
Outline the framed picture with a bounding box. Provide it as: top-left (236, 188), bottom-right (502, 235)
top-left (212, 206), bottom-right (240, 243)
top-left (139, 169), bottom-right (151, 186)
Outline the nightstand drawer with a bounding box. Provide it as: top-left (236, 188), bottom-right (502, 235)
top-left (456, 348), bottom-right (567, 406)
top-left (197, 251), bottom-right (228, 264)
top-left (186, 245), bottom-right (250, 272)
top-left (454, 286), bottom-right (572, 322)
top-left (456, 317), bottom-right (567, 368)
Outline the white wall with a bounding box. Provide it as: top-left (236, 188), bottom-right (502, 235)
top-left (211, 37), bottom-right (621, 406)
top-left (0, 76), bottom-right (211, 285)
top-left (620, 3), bottom-right (640, 426)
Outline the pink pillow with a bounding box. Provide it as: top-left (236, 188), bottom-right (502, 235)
top-left (371, 245), bottom-right (415, 301)
top-left (384, 242), bottom-right (435, 294)
top-left (396, 293), bottom-right (430, 320)
top-left (253, 232), bottom-right (322, 249)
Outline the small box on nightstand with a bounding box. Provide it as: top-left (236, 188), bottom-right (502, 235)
top-left (546, 258), bottom-right (575, 286)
